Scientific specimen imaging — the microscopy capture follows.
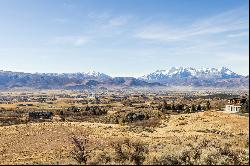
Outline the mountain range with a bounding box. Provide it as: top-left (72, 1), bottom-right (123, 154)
top-left (140, 67), bottom-right (249, 88)
top-left (0, 67), bottom-right (248, 90)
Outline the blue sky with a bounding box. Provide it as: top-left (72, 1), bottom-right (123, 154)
top-left (0, 0), bottom-right (249, 77)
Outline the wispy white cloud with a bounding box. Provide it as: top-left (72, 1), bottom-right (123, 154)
top-left (227, 31), bottom-right (249, 38)
top-left (62, 1), bottom-right (76, 10)
top-left (106, 16), bottom-right (130, 28)
top-left (135, 7), bottom-right (249, 42)
top-left (49, 36), bottom-right (89, 46)
top-left (54, 18), bottom-right (69, 23)
top-left (216, 53), bottom-right (249, 75)
top-left (87, 11), bottom-right (132, 30)
top-left (45, 7), bottom-right (248, 75)
top-left (87, 11), bottom-right (111, 21)
top-left (217, 53), bottom-right (249, 63)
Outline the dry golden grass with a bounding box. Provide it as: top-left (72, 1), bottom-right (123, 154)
top-left (0, 110), bottom-right (248, 165)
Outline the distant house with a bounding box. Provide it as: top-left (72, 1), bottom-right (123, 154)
top-left (225, 97), bottom-right (247, 112)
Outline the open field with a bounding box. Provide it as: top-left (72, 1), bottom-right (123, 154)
top-left (0, 110), bottom-right (248, 165)
top-left (0, 90), bottom-right (248, 165)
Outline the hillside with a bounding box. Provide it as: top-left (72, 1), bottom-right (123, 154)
top-left (0, 71), bottom-right (162, 90)
top-left (0, 111), bottom-right (248, 165)
top-left (0, 67), bottom-right (249, 90)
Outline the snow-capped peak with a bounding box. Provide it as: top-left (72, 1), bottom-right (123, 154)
top-left (82, 71), bottom-right (111, 79)
top-left (140, 67), bottom-right (240, 81)
top-left (220, 67), bottom-right (234, 75)
top-left (85, 71), bottom-right (101, 77)
top-left (154, 69), bottom-right (169, 75)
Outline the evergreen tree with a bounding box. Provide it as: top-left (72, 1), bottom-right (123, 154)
top-left (197, 104), bottom-right (202, 111)
top-left (206, 100), bottom-right (211, 110)
top-left (171, 104), bottom-right (176, 110)
top-left (85, 105), bottom-right (90, 111)
top-left (176, 104), bottom-right (184, 110)
top-left (185, 106), bottom-right (190, 113)
top-left (162, 100), bottom-right (168, 110)
top-left (191, 104), bottom-right (196, 113)
top-left (241, 98), bottom-right (249, 113)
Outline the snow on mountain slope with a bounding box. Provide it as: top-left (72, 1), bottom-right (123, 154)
top-left (0, 67), bottom-right (248, 89)
top-left (140, 67), bottom-right (240, 81)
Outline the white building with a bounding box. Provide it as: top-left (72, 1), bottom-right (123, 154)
top-left (224, 98), bottom-right (244, 112)
top-left (225, 105), bottom-right (241, 112)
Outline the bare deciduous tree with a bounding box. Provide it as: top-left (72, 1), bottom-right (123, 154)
top-left (71, 135), bottom-right (90, 164)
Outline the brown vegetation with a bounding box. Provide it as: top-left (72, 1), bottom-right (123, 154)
top-left (0, 110), bottom-right (248, 165)
top-left (0, 90), bottom-right (248, 165)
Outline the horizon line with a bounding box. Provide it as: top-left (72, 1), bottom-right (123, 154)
top-left (0, 66), bottom-right (249, 77)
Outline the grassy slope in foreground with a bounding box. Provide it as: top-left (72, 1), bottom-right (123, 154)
top-left (0, 110), bottom-right (248, 165)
